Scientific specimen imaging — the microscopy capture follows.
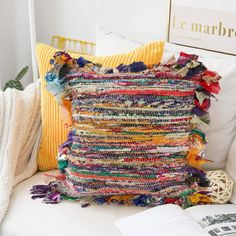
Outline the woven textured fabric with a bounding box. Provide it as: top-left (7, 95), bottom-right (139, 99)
top-left (36, 41), bottom-right (164, 170)
top-left (31, 52), bottom-right (221, 207)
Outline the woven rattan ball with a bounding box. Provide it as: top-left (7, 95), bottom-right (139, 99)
top-left (207, 170), bottom-right (234, 204)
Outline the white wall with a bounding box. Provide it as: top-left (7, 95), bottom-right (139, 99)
top-left (35, 0), bottom-right (170, 45)
top-left (0, 0), bottom-right (33, 89)
top-left (94, 0), bottom-right (170, 43)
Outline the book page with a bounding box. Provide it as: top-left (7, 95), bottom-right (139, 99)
top-left (115, 204), bottom-right (208, 236)
top-left (186, 204), bottom-right (236, 236)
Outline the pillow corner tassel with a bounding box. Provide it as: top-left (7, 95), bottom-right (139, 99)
top-left (30, 182), bottom-right (62, 204)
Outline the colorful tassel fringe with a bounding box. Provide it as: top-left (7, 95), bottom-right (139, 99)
top-left (30, 51), bottom-right (220, 208)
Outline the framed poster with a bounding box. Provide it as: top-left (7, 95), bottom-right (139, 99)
top-left (168, 0), bottom-right (236, 55)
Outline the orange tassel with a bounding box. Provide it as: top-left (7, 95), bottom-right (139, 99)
top-left (188, 193), bottom-right (212, 205)
top-left (187, 148), bottom-right (212, 170)
top-left (59, 98), bottom-right (72, 128)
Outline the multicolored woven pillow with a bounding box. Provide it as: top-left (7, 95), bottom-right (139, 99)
top-left (31, 52), bottom-right (221, 208)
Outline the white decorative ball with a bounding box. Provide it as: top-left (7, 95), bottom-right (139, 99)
top-left (207, 170), bottom-right (234, 204)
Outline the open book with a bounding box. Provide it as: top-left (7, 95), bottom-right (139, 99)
top-left (115, 204), bottom-right (236, 236)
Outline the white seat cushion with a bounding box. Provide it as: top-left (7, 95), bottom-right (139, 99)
top-left (0, 171), bottom-right (148, 236)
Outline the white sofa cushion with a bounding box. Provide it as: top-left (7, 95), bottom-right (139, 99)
top-left (163, 43), bottom-right (236, 170)
top-left (95, 26), bottom-right (143, 56)
top-left (0, 171), bottom-right (148, 236)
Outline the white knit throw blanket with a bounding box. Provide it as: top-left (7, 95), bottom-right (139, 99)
top-left (0, 82), bottom-right (41, 223)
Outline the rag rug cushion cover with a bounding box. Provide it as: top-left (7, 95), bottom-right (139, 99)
top-left (31, 51), bottom-right (220, 207)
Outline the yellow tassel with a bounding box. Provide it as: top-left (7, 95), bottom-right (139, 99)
top-left (107, 195), bottom-right (134, 205)
top-left (188, 193), bottom-right (212, 205)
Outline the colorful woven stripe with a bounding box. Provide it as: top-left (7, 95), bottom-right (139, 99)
top-left (31, 52), bottom-right (221, 208)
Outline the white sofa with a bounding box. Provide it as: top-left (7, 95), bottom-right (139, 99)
top-left (1, 41), bottom-right (236, 236)
top-left (0, 170), bottom-right (149, 236)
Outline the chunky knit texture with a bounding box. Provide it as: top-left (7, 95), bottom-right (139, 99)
top-left (31, 52), bottom-right (221, 207)
top-left (0, 82), bottom-right (41, 223)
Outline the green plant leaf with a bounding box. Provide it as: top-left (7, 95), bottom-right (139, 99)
top-left (3, 80), bottom-right (24, 91)
top-left (15, 66), bottom-right (29, 81)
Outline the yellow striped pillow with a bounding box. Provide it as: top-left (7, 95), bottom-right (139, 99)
top-left (37, 41), bottom-right (164, 170)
